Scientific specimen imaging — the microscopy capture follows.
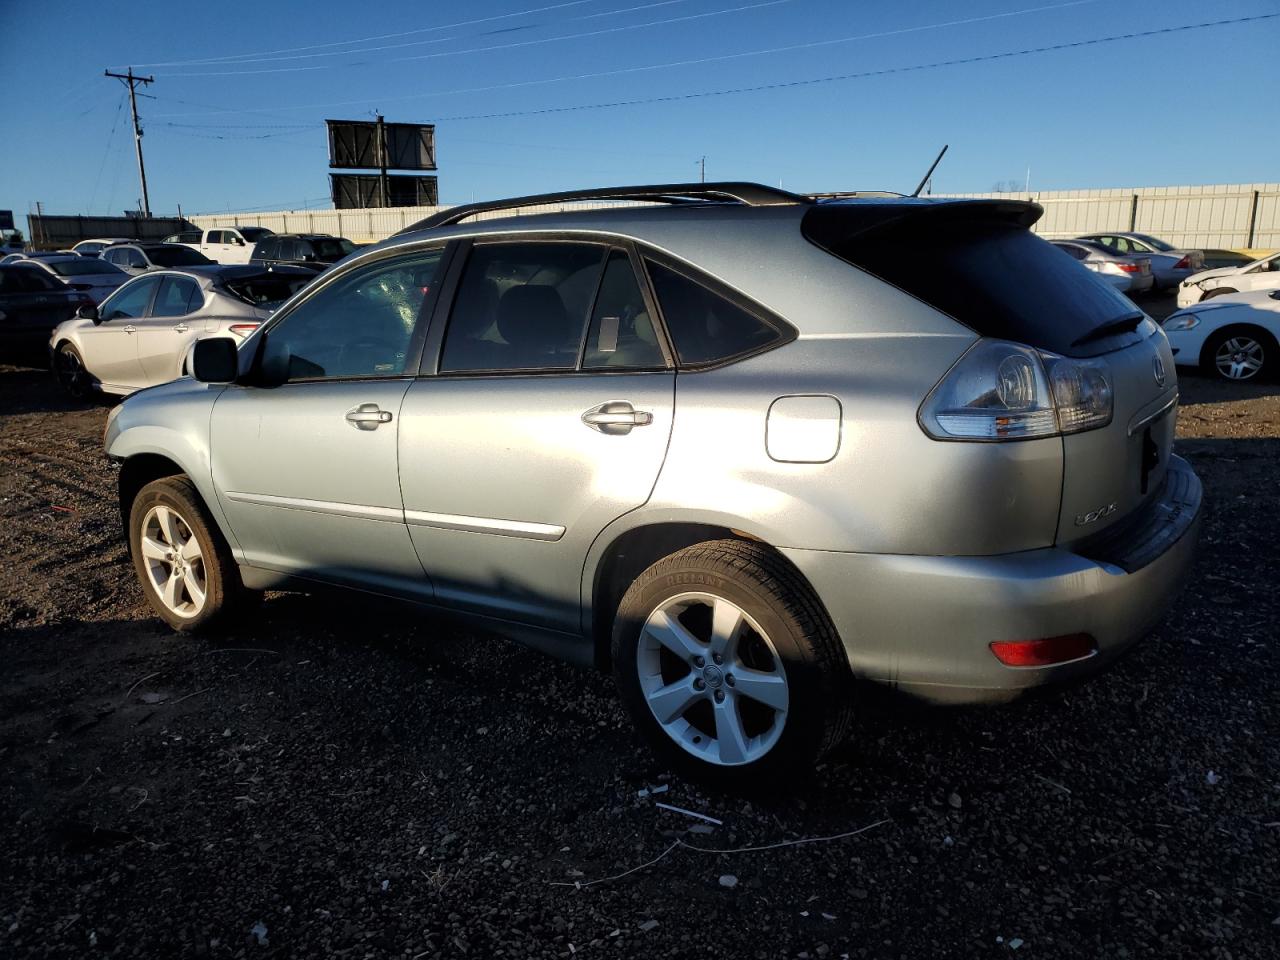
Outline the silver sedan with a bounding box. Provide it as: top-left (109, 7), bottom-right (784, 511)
top-left (48, 265), bottom-right (315, 398)
top-left (1077, 232), bottom-right (1205, 290)
top-left (12, 254), bottom-right (129, 303)
top-left (1050, 240), bottom-right (1154, 296)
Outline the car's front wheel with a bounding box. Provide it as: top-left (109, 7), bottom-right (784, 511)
top-left (1202, 327), bottom-right (1276, 382)
top-left (53, 342), bottom-right (92, 400)
top-left (612, 540), bottom-right (852, 786)
top-left (129, 477), bottom-right (245, 631)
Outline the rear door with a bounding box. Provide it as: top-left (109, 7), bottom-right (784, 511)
top-left (209, 246), bottom-right (448, 596)
top-left (398, 238), bottom-right (675, 631)
top-left (136, 274), bottom-right (204, 385)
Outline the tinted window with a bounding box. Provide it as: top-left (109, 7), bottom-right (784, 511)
top-left (222, 274), bottom-right (310, 307)
top-left (239, 227), bottom-right (273, 242)
top-left (5, 268), bottom-right (60, 292)
top-left (127, 249), bottom-right (147, 268)
top-left (1054, 243), bottom-right (1088, 261)
top-left (254, 238), bottom-right (278, 260)
top-left (206, 231), bottom-right (225, 244)
top-left (311, 238), bottom-right (346, 260)
top-left (440, 242), bottom-right (605, 373)
top-left (583, 250), bottom-right (664, 369)
top-left (259, 250), bottom-right (444, 381)
top-left (49, 259), bottom-right (126, 277)
top-left (152, 277), bottom-right (201, 317)
top-left (805, 207), bottom-right (1142, 358)
top-left (645, 260), bottom-right (782, 366)
top-left (101, 277), bottom-right (159, 320)
top-left (1132, 234), bottom-right (1174, 252)
top-left (147, 246), bottom-right (212, 267)
top-left (103, 249), bottom-right (124, 265)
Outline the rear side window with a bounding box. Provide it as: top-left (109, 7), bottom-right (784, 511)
top-left (644, 260), bottom-right (784, 366)
top-left (440, 241), bottom-right (606, 373)
top-left (804, 204), bottom-right (1142, 358)
top-left (582, 250), bottom-right (665, 370)
top-left (152, 277), bottom-right (201, 317)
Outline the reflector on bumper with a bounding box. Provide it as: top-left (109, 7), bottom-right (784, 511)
top-left (989, 633), bottom-right (1096, 667)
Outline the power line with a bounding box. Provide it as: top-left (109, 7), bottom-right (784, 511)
top-left (156, 0), bottom-right (792, 77)
top-left (87, 91), bottom-right (128, 214)
top-left (104, 68), bottom-right (155, 217)
top-left (122, 0), bottom-right (601, 68)
top-left (429, 12), bottom-right (1278, 122)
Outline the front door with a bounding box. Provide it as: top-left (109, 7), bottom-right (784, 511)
top-left (398, 240), bottom-right (675, 632)
top-left (209, 246), bottom-right (447, 596)
top-left (77, 274), bottom-right (159, 388)
top-left (136, 274), bottom-right (204, 386)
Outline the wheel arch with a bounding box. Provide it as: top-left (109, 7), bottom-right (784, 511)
top-left (584, 519), bottom-right (818, 672)
top-left (118, 453), bottom-right (188, 537)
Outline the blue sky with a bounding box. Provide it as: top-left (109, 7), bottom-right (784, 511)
top-left (1, 0), bottom-right (1277, 224)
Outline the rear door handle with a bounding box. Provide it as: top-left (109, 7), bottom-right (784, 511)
top-left (582, 401), bottom-right (653, 435)
top-left (174, 322), bottom-right (189, 333)
top-left (123, 325), bottom-right (137, 334)
top-left (345, 402), bottom-right (393, 430)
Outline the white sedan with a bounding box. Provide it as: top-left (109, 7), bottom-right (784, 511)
top-left (1162, 288), bottom-right (1280, 381)
top-left (48, 265), bottom-right (314, 399)
top-left (1176, 250), bottom-right (1280, 308)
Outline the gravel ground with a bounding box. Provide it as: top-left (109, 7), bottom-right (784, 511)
top-left (2, 306), bottom-right (1278, 958)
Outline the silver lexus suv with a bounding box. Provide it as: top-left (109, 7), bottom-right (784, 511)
top-left (105, 183), bottom-right (1202, 786)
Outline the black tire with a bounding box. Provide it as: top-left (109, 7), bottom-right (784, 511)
top-left (1200, 287), bottom-right (1237, 301)
top-left (611, 539), bottom-right (853, 787)
top-left (53, 341), bottom-right (93, 401)
top-left (128, 476), bottom-right (246, 632)
top-left (1200, 326), bottom-right (1276, 382)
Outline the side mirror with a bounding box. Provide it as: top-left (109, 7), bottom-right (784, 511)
top-left (192, 337), bottom-right (239, 383)
top-left (76, 303), bottom-right (100, 323)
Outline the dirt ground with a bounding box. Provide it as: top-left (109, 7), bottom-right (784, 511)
top-left (2, 306), bottom-right (1279, 958)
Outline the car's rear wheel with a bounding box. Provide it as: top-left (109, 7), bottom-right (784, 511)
top-left (53, 342), bottom-right (92, 400)
top-left (129, 477), bottom-right (244, 631)
top-left (612, 539), bottom-right (852, 787)
top-left (1200, 287), bottom-right (1237, 301)
top-left (1202, 327), bottom-right (1275, 382)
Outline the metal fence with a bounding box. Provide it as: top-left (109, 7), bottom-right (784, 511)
top-left (27, 214), bottom-right (195, 250)
top-left (189, 183), bottom-right (1280, 250)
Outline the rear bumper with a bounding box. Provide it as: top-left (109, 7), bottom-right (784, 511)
top-left (782, 456), bottom-right (1202, 705)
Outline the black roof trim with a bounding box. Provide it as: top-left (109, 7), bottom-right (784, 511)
top-left (397, 182), bottom-right (808, 234)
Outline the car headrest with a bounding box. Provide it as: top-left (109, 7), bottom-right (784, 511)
top-left (496, 285), bottom-right (571, 351)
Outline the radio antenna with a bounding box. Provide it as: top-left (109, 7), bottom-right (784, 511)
top-left (910, 144), bottom-right (949, 198)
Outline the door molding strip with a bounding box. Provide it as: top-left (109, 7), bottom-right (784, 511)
top-left (224, 491), bottom-right (403, 523)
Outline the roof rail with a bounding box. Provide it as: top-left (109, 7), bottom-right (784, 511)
top-left (397, 181), bottom-right (808, 234)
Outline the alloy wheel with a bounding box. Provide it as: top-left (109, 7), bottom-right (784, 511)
top-left (637, 592), bottom-right (789, 767)
top-left (139, 505), bottom-right (207, 618)
top-left (55, 347), bottom-right (89, 398)
top-left (1214, 336), bottom-right (1264, 380)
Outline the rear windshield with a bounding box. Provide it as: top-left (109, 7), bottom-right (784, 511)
top-left (222, 275), bottom-right (309, 307)
top-left (803, 203), bottom-right (1144, 358)
top-left (239, 227), bottom-right (274, 242)
top-left (311, 238), bottom-right (347, 260)
top-left (48, 259), bottom-right (126, 277)
top-left (147, 246), bottom-right (212, 267)
top-left (1132, 233), bottom-right (1174, 252)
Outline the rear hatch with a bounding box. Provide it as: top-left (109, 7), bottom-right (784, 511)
top-left (803, 199), bottom-right (1178, 545)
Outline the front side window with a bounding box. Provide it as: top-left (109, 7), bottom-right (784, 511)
top-left (439, 241), bottom-right (605, 373)
top-left (127, 249), bottom-right (147, 268)
top-left (645, 259), bottom-right (784, 366)
top-left (101, 276), bottom-right (160, 321)
top-left (152, 277), bottom-right (201, 317)
top-left (259, 248), bottom-right (444, 382)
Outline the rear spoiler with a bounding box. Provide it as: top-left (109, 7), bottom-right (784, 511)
top-left (803, 199), bottom-right (1043, 248)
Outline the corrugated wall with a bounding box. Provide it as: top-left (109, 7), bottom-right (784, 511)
top-left (190, 185), bottom-right (1280, 250)
top-left (941, 183), bottom-right (1280, 249)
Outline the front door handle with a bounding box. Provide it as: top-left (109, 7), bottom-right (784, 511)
top-left (174, 322), bottom-right (189, 333)
top-left (345, 402), bottom-right (393, 430)
top-left (123, 324), bottom-right (137, 334)
top-left (582, 401), bottom-right (653, 435)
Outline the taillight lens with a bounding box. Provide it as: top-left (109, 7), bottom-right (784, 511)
top-left (920, 339), bottom-right (1113, 442)
top-left (228, 323), bottom-right (260, 337)
top-left (1173, 255), bottom-right (1191, 270)
top-left (1116, 262), bottom-right (1140, 273)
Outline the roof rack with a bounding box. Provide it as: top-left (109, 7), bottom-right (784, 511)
top-left (397, 181), bottom-right (808, 234)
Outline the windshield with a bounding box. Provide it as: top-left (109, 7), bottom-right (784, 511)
top-left (1132, 233), bottom-right (1175, 252)
top-left (147, 246), bottom-right (212, 267)
top-left (48, 259), bottom-right (126, 277)
top-left (222, 274), bottom-right (309, 307)
top-left (239, 227), bottom-right (274, 242)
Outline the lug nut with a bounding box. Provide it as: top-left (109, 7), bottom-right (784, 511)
top-left (694, 656), bottom-right (705, 668)
top-left (693, 678), bottom-right (705, 690)
top-left (726, 674), bottom-right (735, 687)
top-left (714, 690), bottom-right (725, 703)
top-left (712, 653), bottom-right (723, 665)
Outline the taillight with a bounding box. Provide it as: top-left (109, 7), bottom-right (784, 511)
top-left (1116, 262), bottom-right (1140, 273)
top-left (228, 323), bottom-right (260, 337)
top-left (1173, 255), bottom-right (1191, 270)
top-left (919, 340), bottom-right (1114, 442)
top-left (990, 634), bottom-right (1096, 667)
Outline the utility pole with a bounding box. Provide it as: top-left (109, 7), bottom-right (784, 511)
top-left (104, 67), bottom-right (155, 217)
top-left (375, 113), bottom-right (389, 208)
top-left (699, 156), bottom-right (706, 183)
